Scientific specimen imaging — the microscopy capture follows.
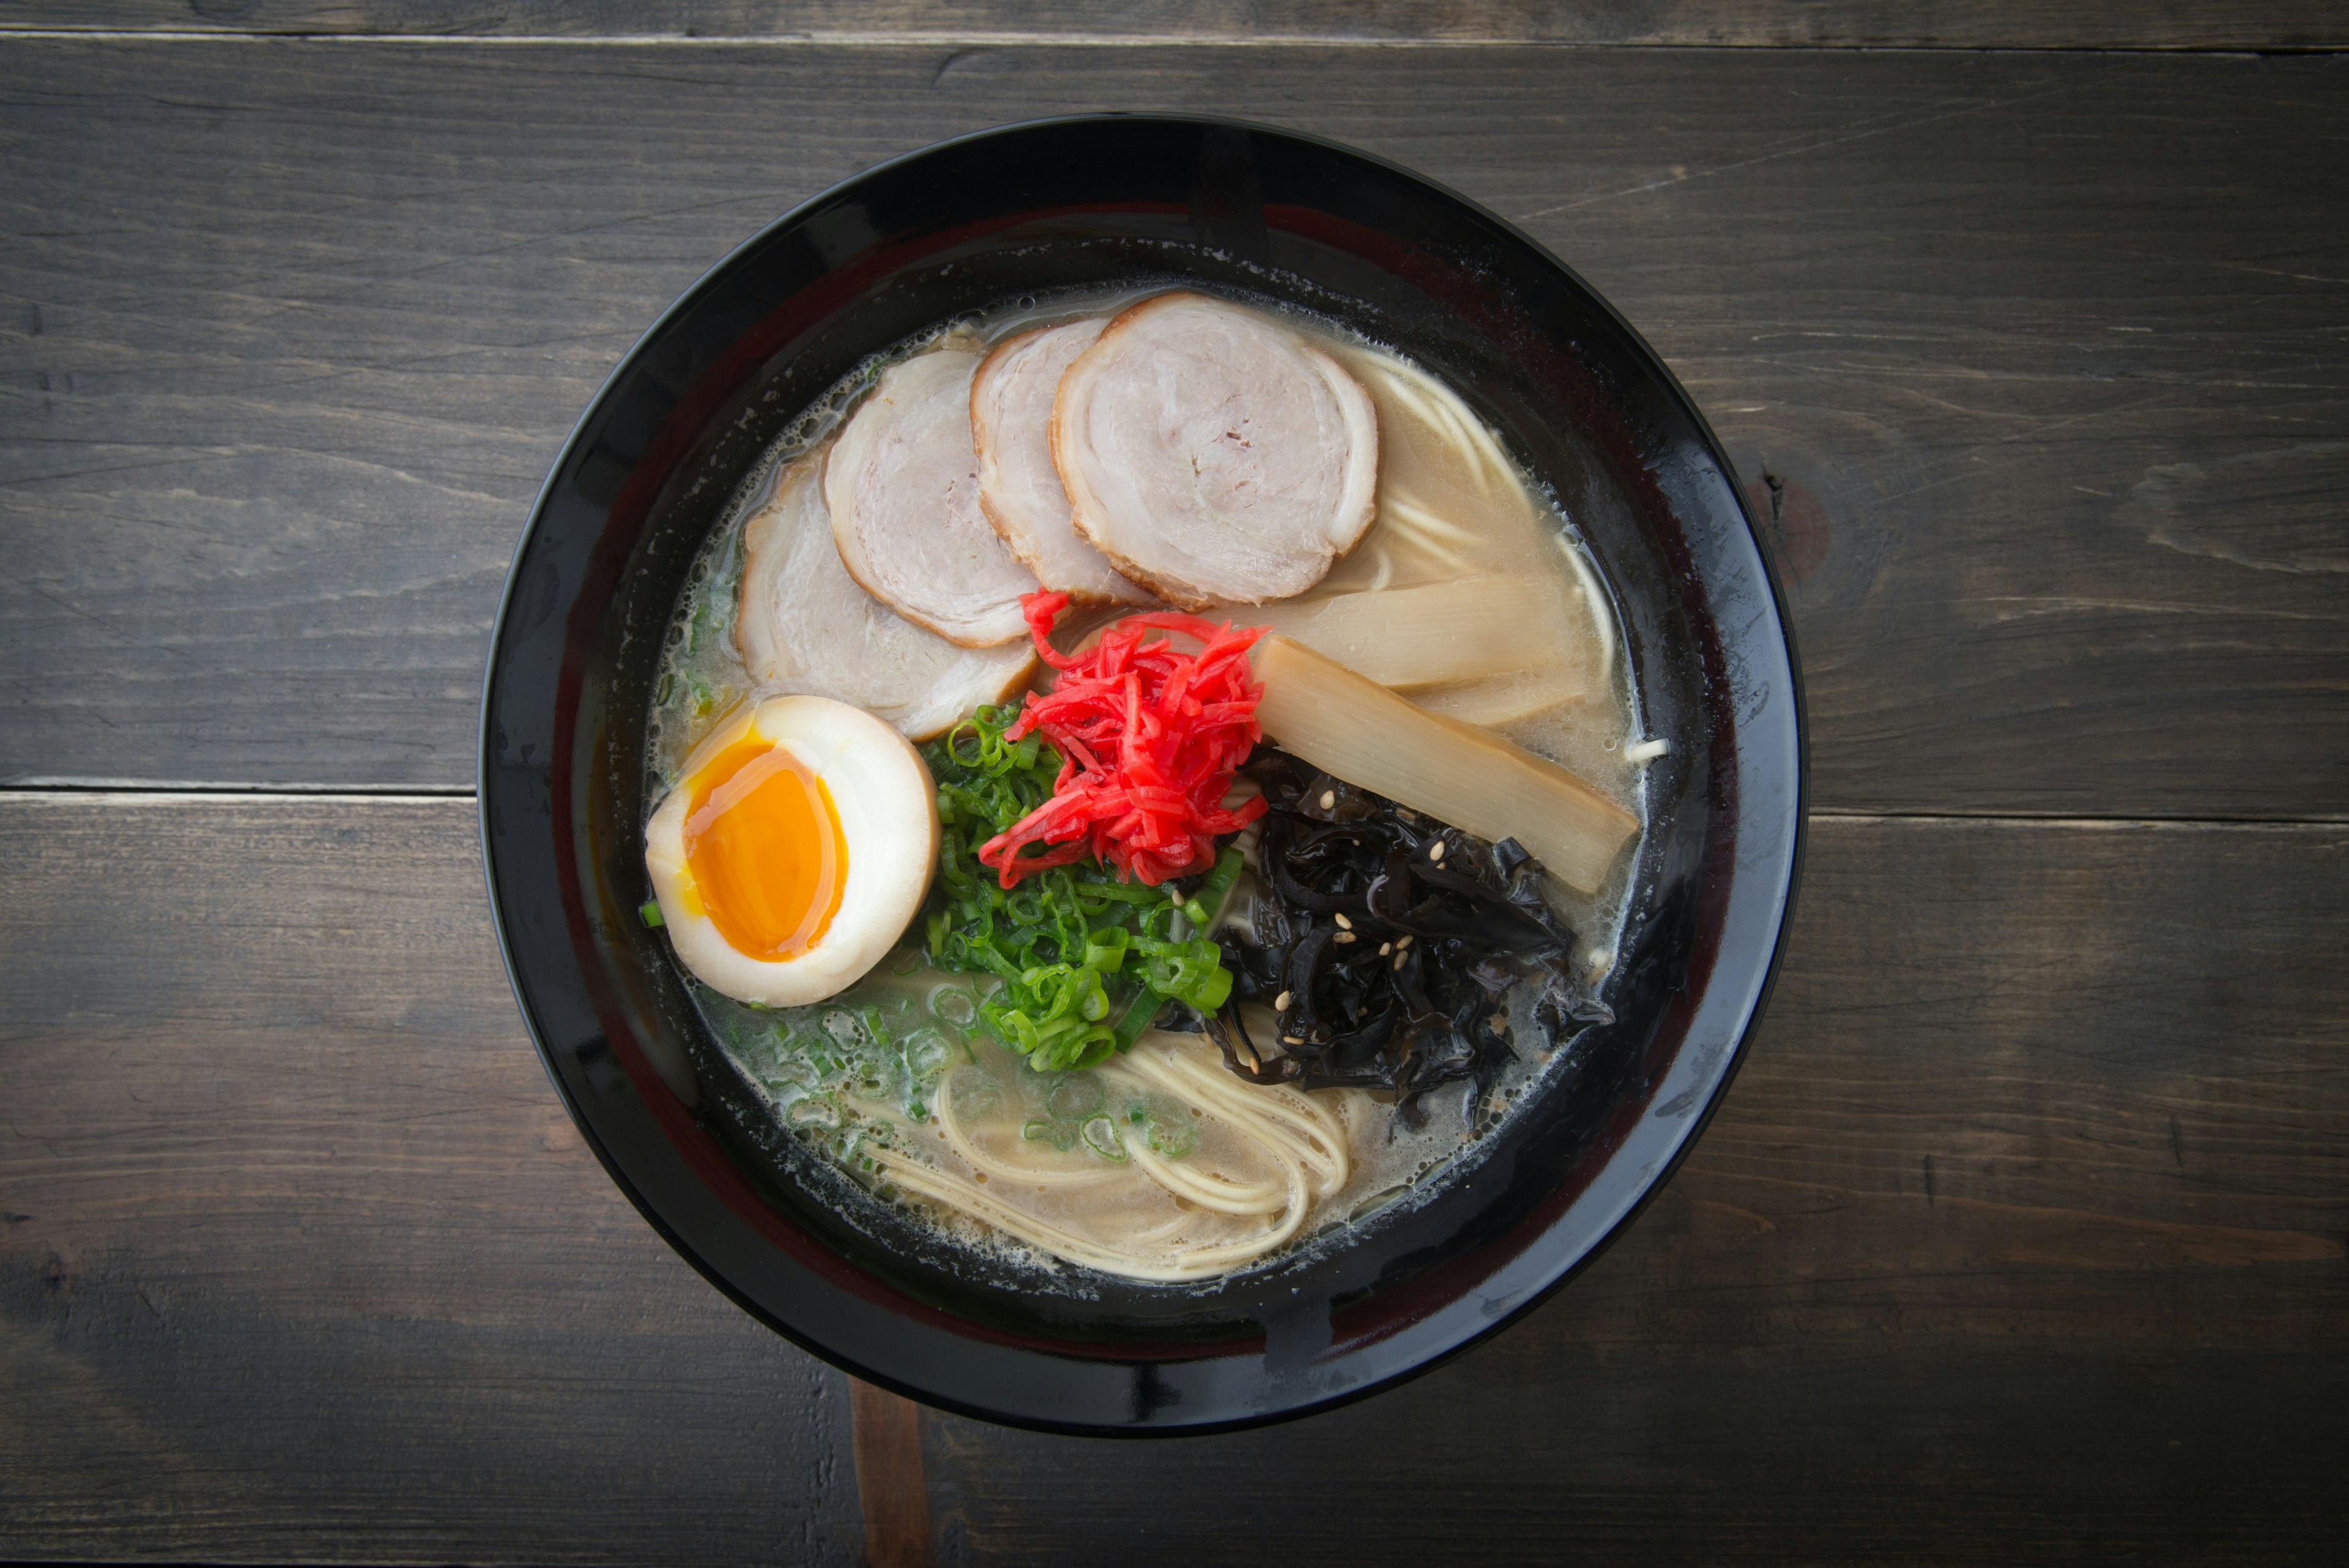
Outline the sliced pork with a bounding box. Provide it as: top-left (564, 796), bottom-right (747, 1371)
top-left (971, 319), bottom-right (1153, 607)
top-left (825, 348), bottom-right (1038, 647)
top-left (1052, 292), bottom-right (1379, 610)
top-left (738, 455), bottom-right (1034, 741)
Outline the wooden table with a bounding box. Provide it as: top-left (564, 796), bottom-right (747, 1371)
top-left (5, 6), bottom-right (2344, 1563)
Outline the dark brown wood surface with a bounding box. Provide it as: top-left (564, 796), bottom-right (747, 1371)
top-left (0, 795), bottom-right (864, 1563)
top-left (3, 40), bottom-right (2346, 814)
top-left (3, 800), bottom-right (2342, 1561)
top-left (2, 12), bottom-right (2344, 1566)
top-left (851, 1380), bottom-right (932, 1568)
top-left (5, 1), bottom-right (2347, 50)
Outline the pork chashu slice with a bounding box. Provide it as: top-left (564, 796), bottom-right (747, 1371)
top-left (971, 318), bottom-right (1152, 607)
top-left (739, 454), bottom-right (1034, 741)
top-left (826, 347), bottom-right (1039, 647)
top-left (1053, 292), bottom-right (1379, 611)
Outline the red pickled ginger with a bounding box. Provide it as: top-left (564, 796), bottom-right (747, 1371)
top-left (978, 592), bottom-right (1269, 887)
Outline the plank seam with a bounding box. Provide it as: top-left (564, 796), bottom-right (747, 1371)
top-left (0, 29), bottom-right (2341, 54)
top-left (1806, 811), bottom-right (2349, 829)
top-left (0, 781), bottom-right (475, 799)
top-left (1, 784), bottom-right (2342, 830)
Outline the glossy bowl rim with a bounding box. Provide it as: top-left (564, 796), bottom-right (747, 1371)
top-left (477, 111), bottom-right (1809, 1436)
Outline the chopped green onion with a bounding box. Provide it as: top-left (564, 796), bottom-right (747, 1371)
top-left (916, 704), bottom-right (1245, 1071)
top-left (1108, 985), bottom-right (1164, 1053)
top-left (1081, 1115), bottom-right (1129, 1162)
top-left (1021, 1117), bottom-right (1077, 1151)
top-left (1192, 845), bottom-right (1247, 928)
top-left (1145, 1117), bottom-right (1198, 1159)
top-left (639, 899), bottom-right (665, 929)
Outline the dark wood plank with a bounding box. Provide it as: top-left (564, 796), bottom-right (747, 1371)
top-left (5, 1), bottom-right (2345, 50)
top-left (2, 41), bottom-right (2345, 812)
top-left (929, 814), bottom-right (2349, 1566)
top-left (0, 795), bottom-right (864, 1564)
top-left (3, 797), bottom-right (2342, 1560)
top-left (849, 1381), bottom-right (932, 1568)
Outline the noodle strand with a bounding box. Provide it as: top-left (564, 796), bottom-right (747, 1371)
top-left (859, 1035), bottom-right (1349, 1280)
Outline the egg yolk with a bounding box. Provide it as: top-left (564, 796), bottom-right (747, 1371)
top-left (681, 737), bottom-right (847, 961)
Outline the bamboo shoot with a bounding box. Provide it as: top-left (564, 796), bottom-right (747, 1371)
top-left (1249, 635), bottom-right (1639, 896)
top-left (1412, 663), bottom-right (1588, 728)
top-left (1231, 576), bottom-right (1578, 690)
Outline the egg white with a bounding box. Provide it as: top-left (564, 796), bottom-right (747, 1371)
top-left (644, 694), bottom-right (938, 1006)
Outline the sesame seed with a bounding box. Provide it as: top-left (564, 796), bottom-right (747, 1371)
top-left (1318, 789), bottom-right (1336, 810)
top-left (1395, 934), bottom-right (1413, 949)
top-left (1379, 942), bottom-right (1392, 956)
top-left (1392, 954), bottom-right (1407, 972)
top-left (1274, 989), bottom-right (1293, 1011)
top-left (1334, 912), bottom-right (1353, 930)
top-left (1428, 841), bottom-right (1446, 861)
top-left (1334, 931), bottom-right (1356, 944)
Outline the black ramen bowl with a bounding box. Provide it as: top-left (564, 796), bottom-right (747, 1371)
top-left (480, 115), bottom-right (1805, 1436)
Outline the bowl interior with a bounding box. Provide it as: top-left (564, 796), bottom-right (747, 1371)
top-left (480, 116), bottom-right (1803, 1434)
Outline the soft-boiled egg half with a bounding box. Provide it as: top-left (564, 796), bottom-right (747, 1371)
top-left (644, 695), bottom-right (938, 1006)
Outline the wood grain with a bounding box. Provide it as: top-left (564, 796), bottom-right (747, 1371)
top-left (2, 796), bottom-right (2342, 1560)
top-left (850, 1381), bottom-right (932, 1568)
top-left (0, 795), bottom-right (863, 1564)
top-left (935, 813), bottom-right (2349, 1564)
top-left (2, 42), bottom-right (2346, 814)
top-left (4, 1), bottom-right (2345, 50)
